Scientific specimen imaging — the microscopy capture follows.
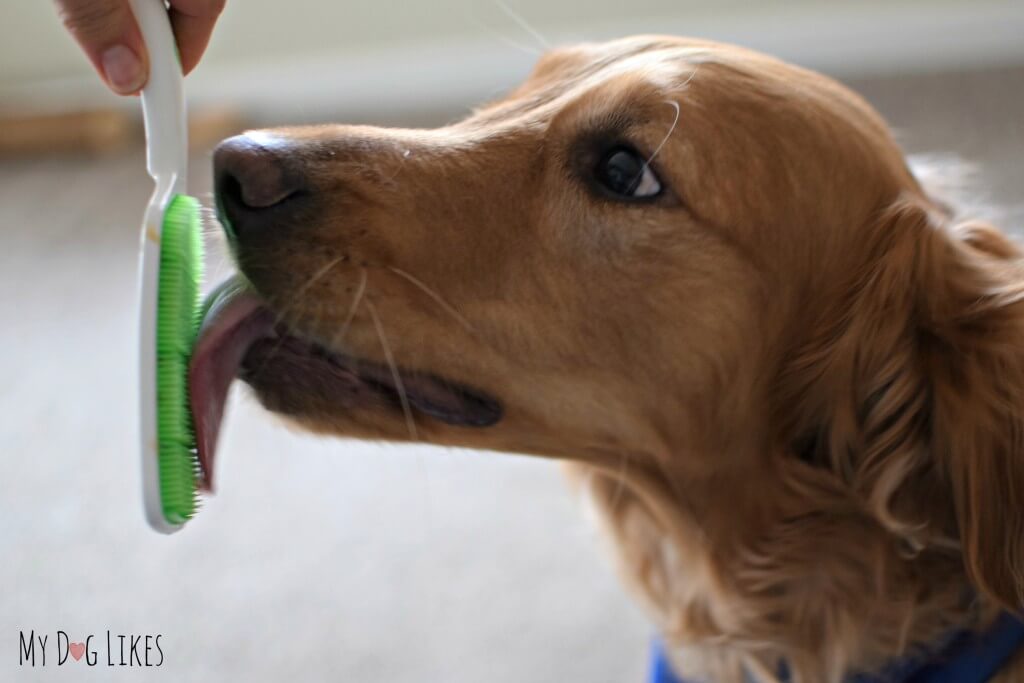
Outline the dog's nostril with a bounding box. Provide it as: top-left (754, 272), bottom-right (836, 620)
top-left (214, 134), bottom-right (303, 217)
top-left (218, 173), bottom-right (246, 212)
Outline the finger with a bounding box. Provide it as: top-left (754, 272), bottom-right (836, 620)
top-left (55, 0), bottom-right (149, 94)
top-left (168, 0), bottom-right (226, 75)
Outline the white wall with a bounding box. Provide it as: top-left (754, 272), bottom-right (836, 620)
top-left (2, 0), bottom-right (1023, 120)
top-left (1, 0), bottom-right (828, 83)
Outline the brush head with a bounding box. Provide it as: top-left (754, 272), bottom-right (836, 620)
top-left (156, 193), bottom-right (204, 524)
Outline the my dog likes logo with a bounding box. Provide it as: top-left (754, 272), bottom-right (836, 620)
top-left (18, 630), bottom-right (164, 667)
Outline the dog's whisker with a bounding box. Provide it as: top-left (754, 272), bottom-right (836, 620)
top-left (247, 257), bottom-right (346, 380)
top-left (377, 148), bottom-right (415, 187)
top-left (366, 299), bottom-right (418, 441)
top-left (470, 17), bottom-right (544, 58)
top-left (644, 99), bottom-right (682, 170)
top-left (386, 266), bottom-right (476, 334)
top-left (337, 268), bottom-right (369, 345)
top-left (245, 307), bottom-right (293, 382)
top-left (492, 0), bottom-right (550, 50)
top-left (273, 256), bottom-right (346, 328)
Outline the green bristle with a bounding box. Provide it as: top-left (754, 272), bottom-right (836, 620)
top-left (156, 194), bottom-right (203, 524)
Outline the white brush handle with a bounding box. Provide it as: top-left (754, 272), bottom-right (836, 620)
top-left (133, 0), bottom-right (188, 200)
top-left (135, 0), bottom-right (189, 534)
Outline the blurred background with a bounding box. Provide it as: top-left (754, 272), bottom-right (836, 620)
top-left (2, 1), bottom-right (1023, 681)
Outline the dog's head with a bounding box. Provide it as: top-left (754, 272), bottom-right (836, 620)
top-left (196, 35), bottom-right (1024, 672)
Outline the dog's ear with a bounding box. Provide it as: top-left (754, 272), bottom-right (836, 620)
top-left (782, 199), bottom-right (1024, 610)
top-left (918, 213), bottom-right (1024, 609)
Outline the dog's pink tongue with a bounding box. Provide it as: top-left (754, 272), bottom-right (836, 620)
top-left (189, 280), bottom-right (273, 491)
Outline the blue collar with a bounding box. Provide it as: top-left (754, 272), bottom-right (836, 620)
top-left (649, 613), bottom-right (1024, 683)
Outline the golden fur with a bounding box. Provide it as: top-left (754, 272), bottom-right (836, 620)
top-left (221, 37), bottom-right (1024, 682)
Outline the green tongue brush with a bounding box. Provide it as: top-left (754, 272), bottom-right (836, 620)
top-left (134, 0), bottom-right (204, 533)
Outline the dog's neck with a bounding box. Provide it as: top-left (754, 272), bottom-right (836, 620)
top-left (579, 461), bottom-right (989, 683)
top-left (651, 614), bottom-right (1024, 683)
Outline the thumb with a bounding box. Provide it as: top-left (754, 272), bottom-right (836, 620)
top-left (56, 0), bottom-right (150, 94)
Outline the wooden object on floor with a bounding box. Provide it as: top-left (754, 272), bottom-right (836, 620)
top-left (0, 107), bottom-right (249, 159)
top-left (0, 109), bottom-right (135, 158)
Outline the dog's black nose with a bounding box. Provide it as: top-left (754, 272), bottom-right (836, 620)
top-left (213, 134), bottom-right (304, 239)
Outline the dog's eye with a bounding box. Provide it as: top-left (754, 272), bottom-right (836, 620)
top-left (595, 148), bottom-right (662, 199)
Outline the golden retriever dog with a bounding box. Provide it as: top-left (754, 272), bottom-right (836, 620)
top-left (190, 36), bottom-right (1024, 682)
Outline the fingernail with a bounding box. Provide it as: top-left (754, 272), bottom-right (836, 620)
top-left (101, 45), bottom-right (145, 94)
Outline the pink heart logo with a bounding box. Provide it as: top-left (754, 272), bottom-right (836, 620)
top-left (69, 642), bottom-right (85, 661)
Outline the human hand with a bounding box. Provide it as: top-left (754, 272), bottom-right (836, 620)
top-left (56, 0), bottom-right (226, 95)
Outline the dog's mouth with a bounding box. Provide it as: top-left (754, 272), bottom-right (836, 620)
top-left (187, 277), bottom-right (503, 490)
